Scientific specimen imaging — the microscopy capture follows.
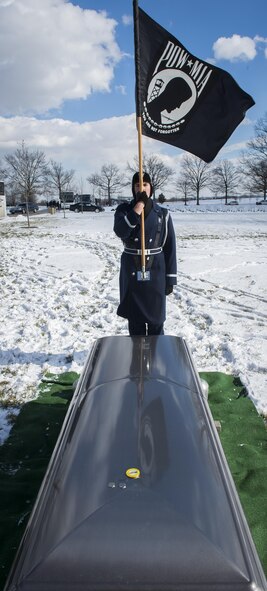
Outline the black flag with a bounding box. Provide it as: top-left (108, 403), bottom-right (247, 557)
top-left (133, 2), bottom-right (255, 163)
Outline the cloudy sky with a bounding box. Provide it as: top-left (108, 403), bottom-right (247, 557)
top-left (0, 0), bottom-right (266, 195)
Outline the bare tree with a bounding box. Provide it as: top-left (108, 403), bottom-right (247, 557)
top-left (78, 176), bottom-right (84, 197)
top-left (176, 177), bottom-right (191, 205)
top-left (87, 163), bottom-right (125, 206)
top-left (127, 153), bottom-right (174, 197)
top-left (248, 112), bottom-right (267, 158)
top-left (239, 112), bottom-right (267, 199)
top-left (240, 154), bottom-right (267, 199)
top-left (77, 176), bottom-right (85, 212)
top-left (5, 141), bottom-right (47, 202)
top-left (0, 160), bottom-right (8, 201)
top-left (180, 155), bottom-right (211, 205)
top-left (46, 160), bottom-right (75, 216)
top-left (211, 160), bottom-right (240, 204)
top-left (5, 141), bottom-right (47, 226)
top-left (0, 159), bottom-right (6, 180)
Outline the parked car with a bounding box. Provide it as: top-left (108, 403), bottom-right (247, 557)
top-left (256, 199), bottom-right (267, 205)
top-left (70, 202), bottom-right (105, 213)
top-left (227, 200), bottom-right (239, 205)
top-left (9, 203), bottom-right (39, 214)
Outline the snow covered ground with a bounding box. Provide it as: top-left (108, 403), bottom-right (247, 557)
top-left (0, 205), bottom-right (266, 443)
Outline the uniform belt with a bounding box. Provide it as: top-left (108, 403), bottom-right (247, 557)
top-left (124, 247), bottom-right (162, 255)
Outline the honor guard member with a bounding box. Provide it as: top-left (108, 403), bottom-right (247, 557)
top-left (114, 172), bottom-right (177, 336)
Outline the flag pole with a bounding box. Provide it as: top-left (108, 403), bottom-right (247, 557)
top-left (133, 0), bottom-right (150, 281)
top-left (137, 117), bottom-right (146, 277)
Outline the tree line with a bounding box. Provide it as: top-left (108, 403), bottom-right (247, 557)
top-left (0, 112), bottom-right (266, 207)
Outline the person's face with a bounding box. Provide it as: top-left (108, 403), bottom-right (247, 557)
top-left (134, 181), bottom-right (151, 197)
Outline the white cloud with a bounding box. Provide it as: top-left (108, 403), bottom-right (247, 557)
top-left (213, 34), bottom-right (257, 61)
top-left (220, 141), bottom-right (249, 155)
top-left (0, 113), bottom-right (182, 193)
top-left (254, 35), bottom-right (267, 44)
top-left (0, 0), bottom-right (122, 116)
top-left (0, 114), bottom-right (141, 188)
top-left (115, 85), bottom-right (127, 95)
top-left (205, 57), bottom-right (216, 65)
top-left (122, 14), bottom-right (132, 26)
top-left (241, 116), bottom-right (254, 126)
top-left (254, 35), bottom-right (267, 59)
top-left (0, 111), bottom-right (249, 197)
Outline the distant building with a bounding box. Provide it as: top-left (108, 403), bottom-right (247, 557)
top-left (60, 191), bottom-right (76, 208)
top-left (0, 182), bottom-right (6, 218)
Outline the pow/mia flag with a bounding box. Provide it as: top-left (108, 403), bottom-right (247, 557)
top-left (133, 3), bottom-right (255, 162)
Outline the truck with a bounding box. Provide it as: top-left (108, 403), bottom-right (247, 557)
top-left (60, 191), bottom-right (76, 209)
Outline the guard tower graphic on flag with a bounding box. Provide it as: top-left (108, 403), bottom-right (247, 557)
top-left (148, 78), bottom-right (164, 102)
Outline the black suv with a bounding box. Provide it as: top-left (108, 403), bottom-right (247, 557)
top-left (70, 202), bottom-right (104, 213)
top-left (9, 203), bottom-right (39, 214)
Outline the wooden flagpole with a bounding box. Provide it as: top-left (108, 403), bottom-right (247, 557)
top-left (133, 0), bottom-right (149, 280)
top-left (137, 116), bottom-right (146, 277)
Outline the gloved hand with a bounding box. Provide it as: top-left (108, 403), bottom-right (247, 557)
top-left (136, 191), bottom-right (149, 206)
top-left (165, 285), bottom-right (173, 296)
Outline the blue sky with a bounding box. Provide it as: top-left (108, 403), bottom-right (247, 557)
top-left (0, 0), bottom-right (266, 194)
top-left (69, 0), bottom-right (266, 124)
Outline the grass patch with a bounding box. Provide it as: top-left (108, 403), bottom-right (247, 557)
top-left (201, 372), bottom-right (267, 575)
top-left (0, 371), bottom-right (79, 589)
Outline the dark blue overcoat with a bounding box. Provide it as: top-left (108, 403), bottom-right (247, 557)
top-left (114, 200), bottom-right (177, 324)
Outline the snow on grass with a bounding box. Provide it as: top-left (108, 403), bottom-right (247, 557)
top-left (0, 206), bottom-right (266, 442)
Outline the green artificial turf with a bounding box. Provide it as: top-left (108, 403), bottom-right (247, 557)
top-left (0, 371), bottom-right (266, 590)
top-left (200, 371), bottom-right (267, 576)
top-left (0, 372), bottom-right (79, 590)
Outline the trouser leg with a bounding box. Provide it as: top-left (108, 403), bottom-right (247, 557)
top-left (128, 320), bottom-right (147, 336)
top-left (147, 323), bottom-right (164, 335)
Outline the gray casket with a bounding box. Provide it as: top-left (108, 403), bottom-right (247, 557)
top-left (4, 336), bottom-right (267, 591)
